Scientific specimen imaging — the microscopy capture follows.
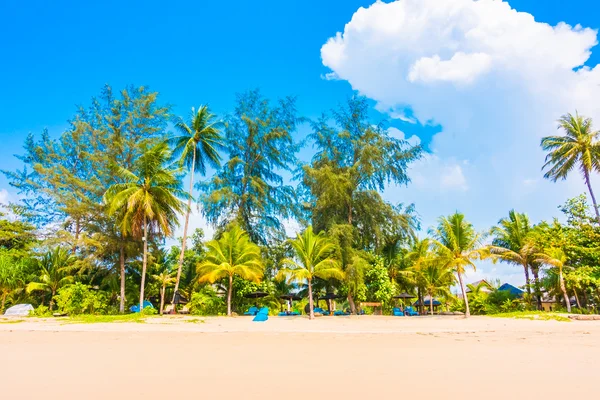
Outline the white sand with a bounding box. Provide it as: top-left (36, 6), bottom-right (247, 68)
top-left (0, 315), bottom-right (597, 399)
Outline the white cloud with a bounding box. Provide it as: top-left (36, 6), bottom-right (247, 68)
top-left (322, 0), bottom-right (600, 285)
top-left (387, 127), bottom-right (421, 146)
top-left (440, 164), bottom-right (468, 191)
top-left (408, 52), bottom-right (492, 84)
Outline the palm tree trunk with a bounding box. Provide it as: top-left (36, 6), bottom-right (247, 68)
top-left (308, 279), bottom-right (314, 320)
top-left (119, 244), bottom-right (126, 314)
top-left (531, 267), bottom-right (542, 310)
top-left (347, 293), bottom-right (357, 314)
top-left (429, 293), bottom-right (433, 316)
top-left (227, 275), bottom-right (233, 317)
top-left (1, 292), bottom-right (7, 312)
top-left (50, 290), bottom-right (56, 311)
top-left (559, 268), bottom-right (571, 313)
top-left (139, 215), bottom-right (148, 312)
top-left (584, 169), bottom-right (600, 223)
top-left (417, 287), bottom-right (422, 314)
top-left (457, 271), bottom-right (470, 317)
top-left (573, 288), bottom-right (581, 309)
top-left (522, 262), bottom-right (531, 297)
top-left (159, 286), bottom-right (165, 315)
top-left (173, 146), bottom-right (196, 305)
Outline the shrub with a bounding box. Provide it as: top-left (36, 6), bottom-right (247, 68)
top-left (54, 283), bottom-right (108, 315)
top-left (190, 288), bottom-right (225, 316)
top-left (30, 305), bottom-right (52, 317)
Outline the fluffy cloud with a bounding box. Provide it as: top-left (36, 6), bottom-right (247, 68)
top-left (322, 0), bottom-right (600, 284)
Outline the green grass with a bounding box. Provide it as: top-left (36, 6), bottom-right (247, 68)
top-left (489, 311), bottom-right (570, 322)
top-left (0, 318), bottom-right (24, 324)
top-left (185, 318), bottom-right (205, 324)
top-left (66, 314), bottom-right (148, 324)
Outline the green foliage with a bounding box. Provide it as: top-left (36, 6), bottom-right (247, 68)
top-left (0, 212), bottom-right (36, 253)
top-left (431, 212), bottom-right (489, 317)
top-left (541, 112), bottom-right (600, 220)
top-left (31, 305), bottom-right (52, 317)
top-left (364, 257), bottom-right (394, 306)
top-left (189, 288), bottom-right (225, 316)
top-left (198, 224), bottom-right (264, 316)
top-left (200, 90), bottom-right (301, 244)
top-left (54, 283), bottom-right (108, 315)
top-left (489, 311), bottom-right (570, 322)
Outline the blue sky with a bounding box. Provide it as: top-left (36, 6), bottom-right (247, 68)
top-left (2, 0), bottom-right (600, 285)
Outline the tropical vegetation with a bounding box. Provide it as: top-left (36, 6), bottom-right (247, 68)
top-left (1, 85), bottom-right (599, 318)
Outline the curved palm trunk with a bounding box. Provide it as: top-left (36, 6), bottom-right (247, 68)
top-left (119, 244), bottom-right (126, 313)
top-left (308, 279), bottom-right (314, 320)
top-left (347, 293), bottom-right (357, 314)
top-left (457, 271), bottom-right (470, 318)
top-left (558, 267), bottom-right (571, 313)
top-left (227, 275), bottom-right (233, 317)
top-left (173, 146), bottom-right (196, 306)
top-left (139, 215), bottom-right (148, 312)
top-left (573, 288), bottom-right (581, 309)
top-left (584, 169), bottom-right (600, 223)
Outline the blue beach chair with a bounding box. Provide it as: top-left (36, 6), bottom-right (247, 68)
top-left (244, 306), bottom-right (259, 316)
top-left (253, 307), bottom-right (269, 322)
top-left (393, 307), bottom-right (404, 317)
top-left (405, 306), bottom-right (419, 316)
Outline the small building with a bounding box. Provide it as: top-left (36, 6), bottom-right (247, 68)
top-left (497, 283), bottom-right (525, 298)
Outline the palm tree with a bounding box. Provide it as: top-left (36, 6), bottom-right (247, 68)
top-left (152, 271), bottom-right (176, 315)
top-left (105, 142), bottom-right (187, 313)
top-left (430, 212), bottom-right (488, 318)
top-left (490, 210), bottom-right (539, 306)
top-left (405, 238), bottom-right (433, 313)
top-left (197, 225), bottom-right (264, 316)
top-left (417, 263), bottom-right (455, 315)
top-left (277, 227), bottom-right (344, 320)
top-left (541, 113), bottom-right (600, 222)
top-left (26, 247), bottom-right (76, 310)
top-left (535, 247), bottom-right (571, 312)
top-left (170, 106), bottom-right (223, 302)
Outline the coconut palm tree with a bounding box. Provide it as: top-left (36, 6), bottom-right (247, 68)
top-left (277, 226), bottom-right (344, 320)
top-left (541, 113), bottom-right (600, 222)
top-left (152, 271), bottom-right (176, 315)
top-left (405, 238), bottom-right (434, 313)
top-left (535, 247), bottom-right (571, 312)
top-left (170, 106), bottom-right (223, 302)
top-left (417, 263), bottom-right (455, 315)
top-left (490, 210), bottom-right (540, 306)
top-left (197, 225), bottom-right (264, 316)
top-left (26, 247), bottom-right (77, 310)
top-left (430, 212), bottom-right (488, 318)
top-left (105, 142), bottom-right (187, 313)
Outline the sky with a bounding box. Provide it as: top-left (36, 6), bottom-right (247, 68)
top-left (2, 0), bottom-right (600, 286)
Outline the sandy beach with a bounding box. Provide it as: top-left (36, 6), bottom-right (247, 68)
top-left (0, 315), bottom-right (597, 399)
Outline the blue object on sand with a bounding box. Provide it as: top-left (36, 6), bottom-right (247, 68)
top-left (253, 307), bottom-right (269, 322)
top-left (129, 300), bottom-right (154, 313)
top-left (244, 306), bottom-right (259, 316)
top-left (393, 307), bottom-right (404, 316)
top-left (405, 306), bottom-right (419, 316)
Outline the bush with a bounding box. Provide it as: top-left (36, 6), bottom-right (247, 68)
top-left (30, 305), bottom-right (52, 317)
top-left (54, 283), bottom-right (108, 315)
top-left (189, 288), bottom-right (225, 316)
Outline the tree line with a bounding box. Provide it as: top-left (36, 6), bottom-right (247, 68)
top-left (1, 85), bottom-right (599, 318)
